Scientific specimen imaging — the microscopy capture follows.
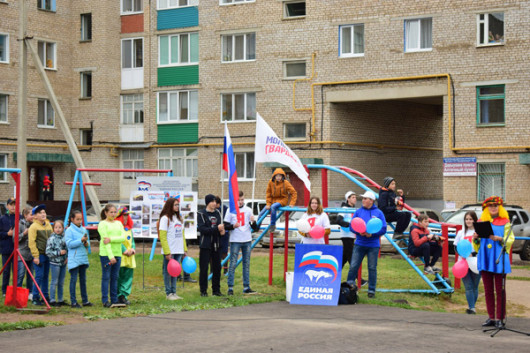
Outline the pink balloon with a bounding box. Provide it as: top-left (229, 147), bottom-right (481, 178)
top-left (451, 259), bottom-right (469, 279)
top-left (309, 225), bottom-right (325, 239)
top-left (350, 217), bottom-right (366, 233)
top-left (167, 258), bottom-right (182, 277)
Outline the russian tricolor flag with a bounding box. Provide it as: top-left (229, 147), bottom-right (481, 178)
top-left (223, 123), bottom-right (241, 220)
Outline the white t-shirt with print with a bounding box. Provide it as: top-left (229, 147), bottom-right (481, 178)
top-left (224, 205), bottom-right (253, 243)
top-left (159, 215), bottom-right (185, 254)
top-left (300, 212), bottom-right (330, 245)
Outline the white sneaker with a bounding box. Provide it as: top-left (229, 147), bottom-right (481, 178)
top-left (173, 294), bottom-right (183, 300)
top-left (424, 266), bottom-right (435, 275)
top-left (28, 293), bottom-right (33, 301)
top-left (167, 294), bottom-right (177, 300)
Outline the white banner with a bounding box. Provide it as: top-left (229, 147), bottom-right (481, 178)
top-left (254, 113), bottom-right (311, 191)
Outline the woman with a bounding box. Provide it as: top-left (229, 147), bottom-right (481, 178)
top-left (454, 211), bottom-right (480, 314)
top-left (473, 196), bottom-right (514, 328)
top-left (298, 197), bottom-right (330, 245)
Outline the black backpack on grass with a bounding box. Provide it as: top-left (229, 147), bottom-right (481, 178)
top-left (338, 282), bottom-right (358, 305)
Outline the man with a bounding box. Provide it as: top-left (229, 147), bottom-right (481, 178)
top-left (215, 196), bottom-right (229, 275)
top-left (0, 197), bottom-right (16, 296)
top-left (337, 191), bottom-right (367, 287)
top-left (378, 177), bottom-right (411, 240)
top-left (347, 191), bottom-right (386, 298)
top-left (197, 194), bottom-right (225, 297)
top-left (224, 191), bottom-right (259, 296)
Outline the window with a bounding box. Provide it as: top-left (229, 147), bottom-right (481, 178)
top-left (340, 24), bottom-right (364, 57)
top-left (283, 61), bottom-right (306, 78)
top-left (220, 0), bottom-right (254, 4)
top-left (37, 99), bottom-right (54, 127)
top-left (284, 123), bottom-right (306, 140)
top-left (158, 148), bottom-right (198, 179)
top-left (80, 14), bottom-right (92, 41)
top-left (477, 163), bottom-right (505, 201)
top-left (284, 1), bottom-right (305, 18)
top-left (477, 85), bottom-right (504, 125)
top-left (37, 41), bottom-right (56, 69)
top-left (121, 94), bottom-right (144, 124)
top-left (37, 0), bottom-right (55, 11)
top-left (0, 154), bottom-right (6, 182)
top-left (80, 72), bottom-right (92, 98)
top-left (477, 13), bottom-right (504, 45)
top-left (80, 129), bottom-right (92, 145)
top-left (159, 33), bottom-right (198, 66)
top-left (0, 34), bottom-right (8, 63)
top-left (0, 94), bottom-right (7, 123)
top-left (122, 150), bottom-right (144, 179)
top-left (221, 33), bottom-right (255, 62)
top-left (122, 38), bottom-right (143, 69)
top-left (221, 152), bottom-right (254, 180)
top-left (221, 92), bottom-right (256, 121)
top-left (157, 0), bottom-right (198, 10)
top-left (158, 91), bottom-right (198, 122)
top-left (405, 18), bottom-right (432, 52)
top-left (121, 0), bottom-right (142, 14)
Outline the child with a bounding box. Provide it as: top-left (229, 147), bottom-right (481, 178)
top-left (258, 168), bottom-right (297, 231)
top-left (28, 204), bottom-right (53, 306)
top-left (408, 214), bottom-right (442, 275)
top-left (378, 177), bottom-right (411, 240)
top-left (65, 210), bottom-right (92, 308)
top-left (298, 196), bottom-right (330, 245)
top-left (18, 206), bottom-right (34, 297)
top-left (98, 204), bottom-right (126, 308)
top-left (46, 220), bottom-right (68, 306)
top-left (116, 207), bottom-right (136, 305)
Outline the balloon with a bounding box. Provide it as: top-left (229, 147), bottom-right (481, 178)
top-left (182, 256), bottom-right (197, 274)
top-left (341, 217), bottom-right (352, 233)
top-left (296, 219), bottom-right (311, 234)
top-left (451, 258), bottom-right (469, 279)
top-left (456, 239), bottom-right (472, 259)
top-left (309, 225), bottom-right (325, 239)
top-left (350, 218), bottom-right (366, 233)
top-left (167, 258), bottom-right (182, 277)
top-left (466, 256), bottom-right (479, 274)
top-left (366, 218), bottom-right (383, 234)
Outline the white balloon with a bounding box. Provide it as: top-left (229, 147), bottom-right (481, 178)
top-left (296, 219), bottom-right (311, 234)
top-left (467, 256), bottom-right (479, 274)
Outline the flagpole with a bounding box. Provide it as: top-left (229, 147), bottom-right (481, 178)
top-left (221, 122), bottom-right (226, 219)
top-left (251, 156), bottom-right (257, 215)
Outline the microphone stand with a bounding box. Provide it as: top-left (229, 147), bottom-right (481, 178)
top-left (484, 217), bottom-right (530, 337)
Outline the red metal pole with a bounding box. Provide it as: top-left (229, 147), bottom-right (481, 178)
top-left (64, 182), bottom-right (102, 186)
top-left (284, 211), bottom-right (290, 282)
top-left (441, 224), bottom-right (449, 279)
top-left (77, 168), bottom-right (171, 173)
top-left (453, 225), bottom-right (462, 289)
top-left (357, 264), bottom-right (362, 289)
top-left (268, 230), bottom-right (274, 286)
top-left (12, 172), bottom-right (20, 306)
top-left (321, 168), bottom-right (329, 245)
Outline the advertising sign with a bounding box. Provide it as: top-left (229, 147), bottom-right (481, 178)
top-left (443, 157), bottom-right (477, 176)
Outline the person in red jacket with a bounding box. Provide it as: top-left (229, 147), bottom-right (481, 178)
top-left (408, 214), bottom-right (442, 275)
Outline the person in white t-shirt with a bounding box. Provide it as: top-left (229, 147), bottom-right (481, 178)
top-left (224, 191), bottom-right (259, 296)
top-left (298, 197), bottom-right (331, 245)
top-left (159, 197), bottom-right (188, 301)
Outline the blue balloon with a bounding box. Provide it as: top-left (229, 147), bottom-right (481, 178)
top-left (457, 239), bottom-right (472, 259)
top-left (182, 256), bottom-right (197, 274)
top-left (341, 227), bottom-right (350, 233)
top-left (366, 218), bottom-right (383, 234)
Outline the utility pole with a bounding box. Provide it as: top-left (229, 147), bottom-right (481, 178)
top-left (16, 0), bottom-right (28, 206)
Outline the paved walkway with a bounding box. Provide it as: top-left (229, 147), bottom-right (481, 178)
top-left (2, 302), bottom-right (529, 352)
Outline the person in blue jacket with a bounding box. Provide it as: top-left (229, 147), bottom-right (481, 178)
top-left (346, 191), bottom-right (386, 298)
top-left (0, 197), bottom-right (16, 296)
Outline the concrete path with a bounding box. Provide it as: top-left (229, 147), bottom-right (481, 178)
top-left (2, 302), bottom-right (529, 352)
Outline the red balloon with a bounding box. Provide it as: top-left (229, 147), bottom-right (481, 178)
top-left (309, 225), bottom-right (325, 239)
top-left (167, 258), bottom-right (182, 277)
top-left (451, 258), bottom-right (469, 279)
top-left (350, 217), bottom-right (366, 233)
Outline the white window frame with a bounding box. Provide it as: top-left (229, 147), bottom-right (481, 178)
top-left (0, 94), bottom-right (7, 123)
top-left (121, 94), bottom-right (144, 125)
top-left (157, 90), bottom-right (198, 123)
top-left (80, 71), bottom-right (92, 99)
top-left (339, 24), bottom-right (364, 58)
top-left (122, 150), bottom-right (144, 179)
top-left (221, 33), bottom-right (256, 63)
top-left (221, 152), bottom-right (255, 181)
top-left (0, 33), bottom-right (9, 63)
top-left (157, 0), bottom-right (198, 10)
top-left (220, 0), bottom-right (255, 5)
top-left (121, 0), bottom-right (143, 15)
top-left (283, 1), bottom-right (306, 19)
top-left (37, 0), bottom-right (53, 11)
top-left (158, 33), bottom-right (198, 67)
top-left (80, 13), bottom-right (92, 41)
top-left (477, 12), bottom-right (504, 46)
top-left (0, 153), bottom-right (7, 182)
top-left (221, 92), bottom-right (256, 122)
top-left (404, 17), bottom-right (432, 53)
top-left (158, 148), bottom-right (198, 179)
top-left (283, 123), bottom-right (306, 141)
top-left (80, 129), bottom-right (92, 146)
top-left (283, 60), bottom-right (307, 79)
top-left (477, 163), bottom-right (505, 201)
top-left (122, 38), bottom-right (144, 69)
top-left (37, 99), bottom-right (55, 128)
top-left (37, 40), bottom-right (57, 70)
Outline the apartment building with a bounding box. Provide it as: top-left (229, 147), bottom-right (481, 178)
top-left (1, 1), bottom-right (528, 211)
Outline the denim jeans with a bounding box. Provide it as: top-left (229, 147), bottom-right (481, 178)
top-left (162, 254), bottom-right (184, 295)
top-left (2, 253), bottom-right (13, 295)
top-left (347, 245), bottom-right (380, 293)
top-left (462, 270), bottom-right (481, 310)
top-left (258, 202), bottom-right (281, 226)
top-left (227, 241), bottom-right (252, 289)
top-left (17, 259), bottom-right (34, 292)
top-left (100, 256), bottom-right (121, 304)
top-left (70, 264), bottom-right (88, 305)
top-left (32, 254), bottom-right (50, 300)
top-left (50, 263), bottom-right (66, 302)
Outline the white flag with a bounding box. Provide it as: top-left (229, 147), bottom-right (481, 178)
top-left (254, 113), bottom-right (311, 191)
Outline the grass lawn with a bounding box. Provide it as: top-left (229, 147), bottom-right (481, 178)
top-left (1, 245), bottom-right (528, 331)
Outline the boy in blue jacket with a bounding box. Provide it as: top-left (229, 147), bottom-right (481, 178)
top-left (346, 191), bottom-right (386, 298)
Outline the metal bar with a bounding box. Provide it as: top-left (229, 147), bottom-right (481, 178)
top-left (284, 211), bottom-right (290, 281)
top-left (77, 168), bottom-right (171, 173)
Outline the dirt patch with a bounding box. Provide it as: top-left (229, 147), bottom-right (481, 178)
top-left (0, 311), bottom-right (88, 326)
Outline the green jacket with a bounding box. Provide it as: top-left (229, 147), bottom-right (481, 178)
top-left (98, 220), bottom-right (126, 259)
top-left (28, 219), bottom-right (53, 258)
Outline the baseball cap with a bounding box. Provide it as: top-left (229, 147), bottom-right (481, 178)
top-left (345, 191), bottom-right (356, 200)
top-left (359, 191), bottom-right (376, 201)
top-left (32, 204), bottom-right (46, 215)
top-left (6, 197), bottom-right (16, 205)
